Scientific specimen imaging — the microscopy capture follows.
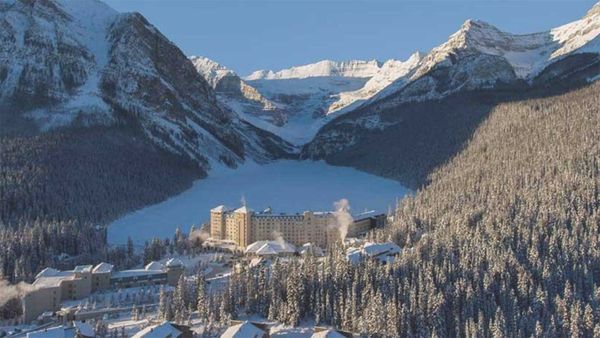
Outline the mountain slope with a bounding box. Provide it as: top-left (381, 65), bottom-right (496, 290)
top-left (0, 0), bottom-right (292, 227)
top-left (0, 0), bottom-right (291, 167)
top-left (303, 4), bottom-right (600, 189)
top-left (382, 79), bottom-right (600, 337)
top-left (226, 57), bottom-right (421, 145)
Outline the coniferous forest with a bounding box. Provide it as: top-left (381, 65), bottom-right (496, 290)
top-left (192, 80), bottom-right (600, 337)
top-left (1, 0), bottom-right (600, 335)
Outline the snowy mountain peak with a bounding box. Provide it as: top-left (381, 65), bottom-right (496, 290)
top-left (244, 59), bottom-right (382, 80)
top-left (189, 55), bottom-right (235, 88)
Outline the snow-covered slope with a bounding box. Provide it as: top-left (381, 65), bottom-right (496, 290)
top-left (0, 0), bottom-right (292, 170)
top-left (189, 56), bottom-right (285, 127)
top-left (215, 57), bottom-right (421, 145)
top-left (370, 4), bottom-right (600, 108)
top-left (245, 59), bottom-right (381, 80)
top-left (328, 52), bottom-right (423, 114)
top-left (303, 2), bottom-right (600, 188)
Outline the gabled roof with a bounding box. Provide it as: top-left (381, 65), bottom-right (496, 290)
top-left (92, 262), bottom-right (114, 274)
top-left (144, 261), bottom-right (166, 271)
top-left (221, 321), bottom-right (266, 338)
top-left (245, 240), bottom-right (296, 256)
top-left (211, 205), bottom-right (231, 213)
top-left (166, 258), bottom-right (184, 267)
top-left (362, 242), bottom-right (401, 257)
top-left (132, 322), bottom-right (182, 338)
top-left (234, 206), bottom-right (253, 214)
top-left (73, 265), bottom-right (93, 273)
top-left (36, 267), bottom-right (61, 279)
top-left (299, 243), bottom-right (324, 256)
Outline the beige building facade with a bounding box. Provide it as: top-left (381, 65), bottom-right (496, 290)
top-left (22, 259), bottom-right (185, 323)
top-left (210, 205), bottom-right (383, 248)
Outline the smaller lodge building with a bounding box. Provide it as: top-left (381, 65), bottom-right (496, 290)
top-left (22, 259), bottom-right (185, 323)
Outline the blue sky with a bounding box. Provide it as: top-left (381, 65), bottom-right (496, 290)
top-left (103, 0), bottom-right (597, 76)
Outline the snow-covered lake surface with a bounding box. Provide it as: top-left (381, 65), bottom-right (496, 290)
top-left (108, 160), bottom-right (410, 245)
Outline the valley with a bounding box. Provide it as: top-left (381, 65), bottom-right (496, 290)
top-left (108, 160), bottom-right (409, 245)
top-left (1, 0), bottom-right (600, 336)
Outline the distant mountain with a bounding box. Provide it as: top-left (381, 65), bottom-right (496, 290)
top-left (195, 57), bottom-right (422, 145)
top-left (189, 56), bottom-right (286, 128)
top-left (0, 0), bottom-right (292, 227)
top-left (302, 3), bottom-right (600, 188)
top-left (245, 59), bottom-right (382, 80)
top-left (0, 0), bottom-right (291, 168)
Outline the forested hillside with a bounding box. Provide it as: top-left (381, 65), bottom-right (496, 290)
top-left (0, 126), bottom-right (202, 227)
top-left (214, 81), bottom-right (600, 337)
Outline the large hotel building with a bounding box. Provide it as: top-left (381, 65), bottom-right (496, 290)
top-left (209, 205), bottom-right (385, 248)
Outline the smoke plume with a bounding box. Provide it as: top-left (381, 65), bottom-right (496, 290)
top-left (271, 230), bottom-right (285, 245)
top-left (189, 229), bottom-right (210, 243)
top-left (0, 280), bottom-right (37, 308)
top-left (332, 198), bottom-right (353, 241)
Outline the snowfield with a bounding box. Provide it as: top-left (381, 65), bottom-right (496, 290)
top-left (108, 160), bottom-right (410, 245)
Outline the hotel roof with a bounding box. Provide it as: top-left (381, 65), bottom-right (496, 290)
top-left (33, 272), bottom-right (75, 288)
top-left (92, 262), bottom-right (114, 274)
top-left (211, 205), bottom-right (231, 212)
top-left (132, 321), bottom-right (182, 338)
top-left (245, 240), bottom-right (296, 255)
top-left (221, 321), bottom-right (266, 338)
top-left (165, 258), bottom-right (184, 267)
top-left (73, 265), bottom-right (93, 273)
top-left (144, 261), bottom-right (166, 271)
top-left (234, 206), bottom-right (253, 213)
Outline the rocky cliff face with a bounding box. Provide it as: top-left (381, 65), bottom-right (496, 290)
top-left (189, 56), bottom-right (285, 127)
top-left (302, 4), bottom-right (600, 188)
top-left (0, 0), bottom-right (292, 170)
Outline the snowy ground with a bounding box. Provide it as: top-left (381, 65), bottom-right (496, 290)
top-left (108, 160), bottom-right (409, 245)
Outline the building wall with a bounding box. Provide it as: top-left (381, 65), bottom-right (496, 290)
top-left (166, 266), bottom-right (185, 286)
top-left (73, 272), bottom-right (92, 298)
top-left (211, 208), bottom-right (344, 248)
top-left (22, 286), bottom-right (61, 323)
top-left (92, 273), bottom-right (111, 292)
top-left (210, 211), bottom-right (225, 240)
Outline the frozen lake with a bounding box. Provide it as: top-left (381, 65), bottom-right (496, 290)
top-left (108, 160), bottom-right (410, 245)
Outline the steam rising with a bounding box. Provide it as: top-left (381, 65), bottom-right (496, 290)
top-left (332, 198), bottom-right (353, 241)
top-left (189, 229), bottom-right (210, 243)
top-left (271, 230), bottom-right (285, 245)
top-left (0, 280), bottom-right (36, 308)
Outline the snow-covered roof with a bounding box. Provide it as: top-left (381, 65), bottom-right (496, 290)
top-left (74, 321), bottom-right (95, 337)
top-left (132, 322), bottom-right (182, 338)
top-left (312, 329), bottom-right (348, 338)
top-left (33, 268), bottom-right (75, 288)
top-left (346, 242), bottom-right (402, 265)
top-left (299, 243), bottom-right (324, 256)
top-left (234, 206), bottom-right (253, 214)
top-left (211, 205), bottom-right (231, 213)
top-left (144, 261), bottom-right (166, 271)
top-left (166, 258), bottom-right (184, 267)
top-left (362, 242), bottom-right (401, 257)
top-left (73, 265), bottom-right (93, 273)
top-left (346, 249), bottom-right (363, 265)
top-left (26, 326), bottom-right (75, 338)
top-left (36, 267), bottom-right (61, 279)
top-left (221, 321), bottom-right (267, 338)
top-left (112, 269), bottom-right (164, 279)
top-left (92, 262), bottom-right (114, 274)
top-left (245, 240), bottom-right (296, 256)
